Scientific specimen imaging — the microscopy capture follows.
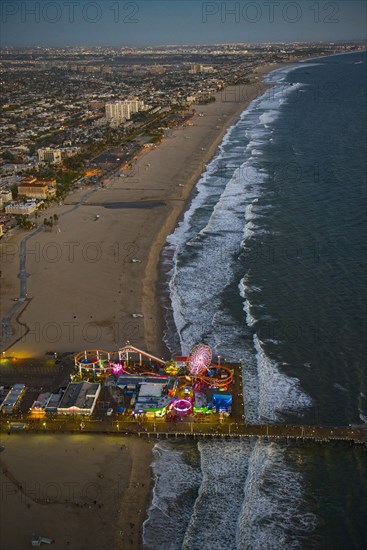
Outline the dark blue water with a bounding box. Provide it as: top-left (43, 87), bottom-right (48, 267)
top-left (145, 51), bottom-right (367, 549)
top-left (242, 52), bottom-right (367, 426)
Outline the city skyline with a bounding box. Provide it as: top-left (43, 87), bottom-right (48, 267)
top-left (1, 0), bottom-right (366, 47)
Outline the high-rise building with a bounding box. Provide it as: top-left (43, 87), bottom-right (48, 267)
top-left (105, 99), bottom-right (145, 124)
top-left (129, 99), bottom-right (139, 114)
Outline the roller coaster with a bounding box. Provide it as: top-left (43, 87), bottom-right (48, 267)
top-left (74, 344), bottom-right (166, 374)
top-left (74, 344), bottom-right (234, 390)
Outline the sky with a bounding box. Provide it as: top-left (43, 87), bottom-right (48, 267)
top-left (1, 1), bottom-right (366, 47)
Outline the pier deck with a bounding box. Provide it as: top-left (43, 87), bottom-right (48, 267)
top-left (1, 359), bottom-right (366, 447)
top-left (1, 419), bottom-right (366, 446)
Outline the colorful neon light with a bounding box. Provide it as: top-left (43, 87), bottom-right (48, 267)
top-left (187, 343), bottom-right (212, 376)
top-left (173, 399), bottom-right (192, 414)
top-left (111, 363), bottom-right (124, 375)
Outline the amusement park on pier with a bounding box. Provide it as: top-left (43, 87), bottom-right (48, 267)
top-left (1, 343), bottom-right (366, 446)
top-left (0, 342), bottom-right (240, 423)
top-left (72, 343), bottom-right (236, 420)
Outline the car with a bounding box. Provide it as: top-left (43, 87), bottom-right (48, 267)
top-left (106, 408), bottom-right (113, 416)
top-left (132, 313), bottom-right (143, 318)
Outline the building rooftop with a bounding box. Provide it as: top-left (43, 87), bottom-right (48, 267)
top-left (116, 374), bottom-right (171, 388)
top-left (1, 384), bottom-right (25, 410)
top-left (139, 383), bottom-right (163, 398)
top-left (58, 382), bottom-right (100, 410)
top-left (45, 393), bottom-right (62, 412)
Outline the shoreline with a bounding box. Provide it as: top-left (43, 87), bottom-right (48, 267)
top-left (1, 49), bottom-right (365, 549)
top-left (0, 62), bottom-right (283, 359)
top-left (0, 62), bottom-right (287, 547)
top-left (142, 63), bottom-right (283, 358)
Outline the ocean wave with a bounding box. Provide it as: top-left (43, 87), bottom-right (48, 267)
top-left (239, 277), bottom-right (256, 328)
top-left (142, 441), bottom-right (201, 550)
top-left (237, 440), bottom-right (317, 549)
top-left (254, 335), bottom-right (312, 422)
top-left (239, 279), bottom-right (311, 422)
top-left (182, 440), bottom-right (253, 550)
top-left (144, 441), bottom-right (317, 550)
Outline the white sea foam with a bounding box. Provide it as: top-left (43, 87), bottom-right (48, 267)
top-left (239, 280), bottom-right (312, 422)
top-left (178, 440), bottom-right (317, 550)
top-left (144, 440), bottom-right (317, 549)
top-left (154, 63), bottom-right (320, 549)
top-left (239, 277), bottom-right (256, 328)
top-left (142, 441), bottom-right (201, 550)
top-left (237, 440), bottom-right (317, 549)
top-left (259, 110), bottom-right (278, 126)
top-left (254, 335), bottom-right (312, 422)
top-left (334, 383), bottom-right (348, 392)
top-left (182, 441), bottom-right (253, 550)
top-left (168, 154), bottom-right (265, 354)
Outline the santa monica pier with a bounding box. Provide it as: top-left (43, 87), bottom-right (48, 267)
top-left (0, 343), bottom-right (366, 446)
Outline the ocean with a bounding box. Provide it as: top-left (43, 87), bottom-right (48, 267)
top-left (144, 51), bottom-right (367, 549)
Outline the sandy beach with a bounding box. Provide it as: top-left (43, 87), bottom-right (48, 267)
top-left (0, 64), bottom-right (282, 548)
top-left (0, 434), bottom-right (153, 550)
top-left (0, 63), bottom-right (280, 360)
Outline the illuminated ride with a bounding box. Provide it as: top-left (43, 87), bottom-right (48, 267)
top-left (165, 360), bottom-right (180, 376)
top-left (193, 365), bottom-right (233, 388)
top-left (74, 343), bottom-right (234, 392)
top-left (177, 365), bottom-right (233, 390)
top-left (74, 345), bottom-right (166, 375)
top-left (172, 399), bottom-right (192, 416)
top-left (184, 343), bottom-right (233, 389)
top-left (187, 343), bottom-right (212, 376)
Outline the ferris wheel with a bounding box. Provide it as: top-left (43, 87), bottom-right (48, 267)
top-left (187, 343), bottom-right (212, 376)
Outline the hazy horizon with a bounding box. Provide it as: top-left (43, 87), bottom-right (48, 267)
top-left (1, 1), bottom-right (366, 47)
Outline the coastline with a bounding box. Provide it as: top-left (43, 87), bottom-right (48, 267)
top-left (1, 47), bottom-right (366, 550)
top-left (0, 62), bottom-right (285, 548)
top-left (0, 62), bottom-right (283, 359)
top-left (141, 63), bottom-right (284, 358)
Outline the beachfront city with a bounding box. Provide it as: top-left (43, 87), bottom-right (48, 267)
top-left (1, 2), bottom-right (367, 549)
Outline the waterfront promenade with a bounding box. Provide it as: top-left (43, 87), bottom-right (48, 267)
top-left (2, 418), bottom-right (366, 446)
